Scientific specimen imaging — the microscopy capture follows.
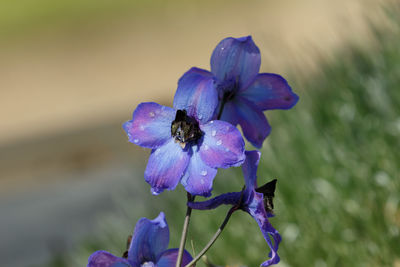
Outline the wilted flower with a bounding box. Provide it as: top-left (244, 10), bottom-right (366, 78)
top-left (123, 68), bottom-right (245, 197)
top-left (182, 36), bottom-right (299, 148)
top-left (188, 151), bottom-right (281, 266)
top-left (87, 212), bottom-right (192, 267)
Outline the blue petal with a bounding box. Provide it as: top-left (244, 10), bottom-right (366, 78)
top-left (123, 102), bottom-right (175, 149)
top-left (223, 96), bottom-right (271, 148)
top-left (87, 251), bottom-right (130, 267)
top-left (188, 192), bottom-right (242, 210)
top-left (199, 120), bottom-right (245, 169)
top-left (156, 248), bottom-right (192, 267)
top-left (247, 194), bottom-right (281, 266)
top-left (211, 36), bottom-right (261, 89)
top-left (240, 73), bottom-right (299, 110)
top-left (173, 67), bottom-right (218, 123)
top-left (128, 212), bottom-right (169, 266)
top-left (180, 147), bottom-right (217, 197)
top-left (144, 139), bottom-right (190, 195)
top-left (242, 151), bottom-right (261, 193)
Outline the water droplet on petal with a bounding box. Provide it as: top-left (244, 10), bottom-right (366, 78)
top-left (140, 125), bottom-right (145, 131)
top-left (149, 112), bottom-right (155, 117)
top-left (204, 144), bottom-right (209, 150)
top-left (201, 178), bottom-right (205, 184)
top-left (210, 120), bottom-right (214, 124)
top-left (216, 140), bottom-right (222, 146)
top-left (154, 148), bottom-right (161, 155)
top-left (225, 147), bottom-right (230, 152)
top-left (133, 139), bottom-right (139, 143)
top-left (211, 130), bottom-right (217, 137)
top-left (198, 114), bottom-right (203, 120)
top-left (201, 170), bottom-right (207, 176)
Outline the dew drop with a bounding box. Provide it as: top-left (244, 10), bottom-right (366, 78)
top-left (198, 114), bottom-right (203, 120)
top-left (154, 148), bottom-right (161, 155)
top-left (133, 139), bottom-right (139, 143)
top-left (225, 147), bottom-right (230, 152)
top-left (210, 120), bottom-right (214, 124)
top-left (216, 140), bottom-right (222, 146)
top-left (200, 178), bottom-right (205, 184)
top-left (201, 170), bottom-right (207, 176)
top-left (211, 130), bottom-right (217, 137)
top-left (149, 112), bottom-right (155, 117)
top-left (140, 125), bottom-right (145, 131)
top-left (204, 144), bottom-right (209, 150)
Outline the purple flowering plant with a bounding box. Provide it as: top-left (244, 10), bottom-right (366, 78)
top-left (88, 212), bottom-right (192, 267)
top-left (88, 36), bottom-right (298, 267)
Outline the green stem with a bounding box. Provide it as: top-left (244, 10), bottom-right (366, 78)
top-left (176, 193), bottom-right (195, 267)
top-left (184, 207), bottom-right (237, 267)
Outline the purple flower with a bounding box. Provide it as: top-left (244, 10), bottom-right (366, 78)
top-left (188, 151), bottom-right (281, 266)
top-left (185, 36), bottom-right (299, 148)
top-left (123, 68), bottom-right (245, 197)
top-left (87, 212), bottom-right (192, 267)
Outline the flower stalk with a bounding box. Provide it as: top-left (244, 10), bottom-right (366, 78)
top-left (184, 206), bottom-right (237, 267)
top-left (176, 193), bottom-right (195, 267)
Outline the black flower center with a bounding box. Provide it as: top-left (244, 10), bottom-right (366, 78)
top-left (171, 110), bottom-right (202, 148)
top-left (255, 179), bottom-right (277, 214)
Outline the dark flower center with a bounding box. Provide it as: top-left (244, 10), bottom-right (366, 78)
top-left (171, 109), bottom-right (202, 148)
top-left (218, 78), bottom-right (240, 101)
top-left (255, 179), bottom-right (277, 214)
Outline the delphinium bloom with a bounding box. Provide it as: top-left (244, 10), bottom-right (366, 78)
top-left (88, 212), bottom-right (192, 267)
top-left (182, 36), bottom-right (299, 148)
top-left (188, 151), bottom-right (281, 266)
top-left (123, 68), bottom-right (245, 197)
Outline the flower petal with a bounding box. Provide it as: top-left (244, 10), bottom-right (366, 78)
top-left (240, 73), bottom-right (299, 110)
top-left (242, 151), bottom-right (261, 193)
top-left (224, 96), bottom-right (271, 148)
top-left (199, 120), bottom-right (245, 169)
top-left (188, 192), bottom-right (242, 210)
top-left (156, 248), bottom-right (192, 267)
top-left (211, 36), bottom-right (261, 89)
top-left (87, 251), bottom-right (130, 267)
top-left (128, 212), bottom-right (169, 266)
top-left (123, 102), bottom-right (175, 149)
top-left (180, 147), bottom-right (217, 197)
top-left (173, 67), bottom-right (218, 123)
top-left (247, 194), bottom-right (281, 266)
top-left (144, 139), bottom-right (190, 195)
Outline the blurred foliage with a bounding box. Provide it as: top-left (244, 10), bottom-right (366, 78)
top-left (48, 5), bottom-right (400, 267)
top-left (0, 0), bottom-right (165, 38)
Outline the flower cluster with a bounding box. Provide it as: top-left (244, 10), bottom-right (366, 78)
top-left (88, 36), bottom-right (298, 267)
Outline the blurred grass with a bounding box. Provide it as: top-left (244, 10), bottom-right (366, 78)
top-left (0, 0), bottom-right (166, 38)
top-left (55, 6), bottom-right (400, 267)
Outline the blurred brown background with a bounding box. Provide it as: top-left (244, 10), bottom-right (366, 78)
top-left (0, 0), bottom-right (386, 266)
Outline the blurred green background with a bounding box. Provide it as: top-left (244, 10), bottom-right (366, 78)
top-left (0, 0), bottom-right (399, 267)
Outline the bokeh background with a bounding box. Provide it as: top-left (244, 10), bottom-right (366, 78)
top-left (1, 0), bottom-right (399, 266)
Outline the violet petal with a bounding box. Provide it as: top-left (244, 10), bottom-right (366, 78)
top-left (180, 147), bottom-right (217, 197)
top-left (240, 73), bottom-right (299, 110)
top-left (211, 36), bottom-right (261, 89)
top-left (173, 67), bottom-right (217, 123)
top-left (230, 96), bottom-right (271, 148)
top-left (87, 251), bottom-right (130, 267)
top-left (156, 248), bottom-right (192, 267)
top-left (123, 102), bottom-right (175, 149)
top-left (128, 212), bottom-right (169, 266)
top-left (247, 193), bottom-right (281, 266)
top-left (144, 139), bottom-right (190, 195)
top-left (199, 120), bottom-right (245, 169)
top-left (188, 192), bottom-right (242, 210)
